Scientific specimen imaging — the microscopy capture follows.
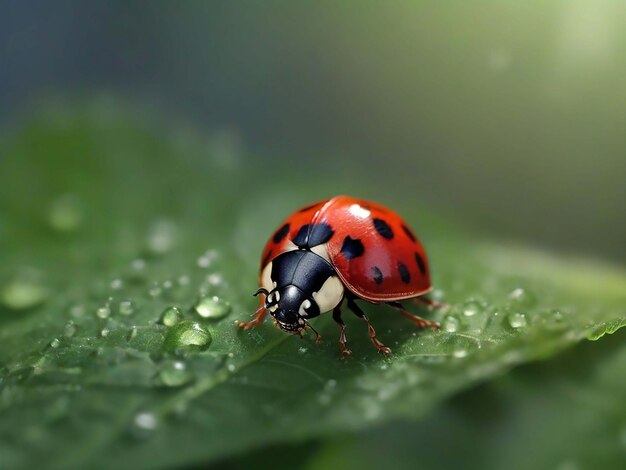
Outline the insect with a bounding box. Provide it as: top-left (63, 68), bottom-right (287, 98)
top-left (238, 196), bottom-right (442, 356)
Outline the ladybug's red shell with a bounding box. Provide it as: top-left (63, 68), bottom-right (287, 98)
top-left (260, 196), bottom-right (431, 303)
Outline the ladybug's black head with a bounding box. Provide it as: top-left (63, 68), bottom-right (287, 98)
top-left (255, 285), bottom-right (320, 334)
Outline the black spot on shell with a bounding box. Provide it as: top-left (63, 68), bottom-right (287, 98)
top-left (292, 223), bottom-right (334, 248)
top-left (273, 223), bottom-right (290, 243)
top-left (402, 224), bottom-right (417, 242)
top-left (371, 266), bottom-right (383, 285)
top-left (341, 236), bottom-right (364, 260)
top-left (373, 218), bottom-right (394, 240)
top-left (415, 252), bottom-right (427, 275)
top-left (398, 262), bottom-right (411, 284)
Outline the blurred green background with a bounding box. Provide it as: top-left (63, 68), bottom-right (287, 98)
top-left (2, 0), bottom-right (624, 261)
top-left (1, 2), bottom-right (625, 470)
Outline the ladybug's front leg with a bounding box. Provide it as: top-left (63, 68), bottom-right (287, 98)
top-left (388, 301), bottom-right (440, 330)
top-left (332, 304), bottom-right (352, 357)
top-left (347, 298), bottom-right (391, 355)
top-left (237, 305), bottom-right (268, 330)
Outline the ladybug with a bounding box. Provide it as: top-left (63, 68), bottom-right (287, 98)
top-left (238, 196), bottom-right (442, 356)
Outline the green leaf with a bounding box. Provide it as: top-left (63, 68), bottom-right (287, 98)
top-left (0, 101), bottom-right (624, 468)
top-left (299, 328), bottom-right (626, 470)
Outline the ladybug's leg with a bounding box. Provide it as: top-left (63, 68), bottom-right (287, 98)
top-left (332, 304), bottom-right (352, 357)
top-left (388, 301), bottom-right (440, 330)
top-left (413, 296), bottom-right (449, 309)
top-left (237, 305), bottom-right (268, 330)
top-left (347, 298), bottom-right (391, 355)
top-left (303, 319), bottom-right (323, 344)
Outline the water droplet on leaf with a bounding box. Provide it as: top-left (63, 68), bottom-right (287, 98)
top-left (507, 312), bottom-right (528, 329)
top-left (132, 259), bottom-right (146, 271)
top-left (160, 306), bottom-right (183, 327)
top-left (96, 305), bottom-right (111, 319)
top-left (0, 271), bottom-right (49, 310)
top-left (48, 194), bottom-right (83, 232)
top-left (64, 321), bottom-right (77, 338)
top-left (508, 287), bottom-right (537, 308)
top-left (132, 412), bottom-right (158, 438)
top-left (453, 348), bottom-right (468, 358)
top-left (164, 321), bottom-right (211, 352)
top-left (119, 300), bottom-right (134, 316)
top-left (148, 283), bottom-right (162, 297)
top-left (193, 295), bottom-right (231, 320)
top-left (196, 249), bottom-right (217, 268)
top-left (159, 361), bottom-right (192, 387)
top-left (147, 219), bottom-right (178, 255)
top-left (462, 299), bottom-right (484, 317)
top-left (442, 315), bottom-right (461, 332)
top-left (127, 326), bottom-right (138, 342)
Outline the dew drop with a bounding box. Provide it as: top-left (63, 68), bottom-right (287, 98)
top-left (196, 249), bottom-right (217, 268)
top-left (298, 347), bottom-right (308, 354)
top-left (70, 304), bottom-right (85, 318)
top-left (507, 312), bottom-right (528, 329)
top-left (206, 273), bottom-right (223, 286)
top-left (0, 274), bottom-right (49, 310)
top-left (48, 194), bottom-right (83, 232)
top-left (119, 300), bottom-right (134, 316)
top-left (442, 315), bottom-right (461, 333)
top-left (96, 305), bottom-right (111, 319)
top-left (508, 287), bottom-right (537, 308)
top-left (127, 326), bottom-right (138, 342)
top-left (160, 306), bottom-right (183, 327)
top-left (551, 310), bottom-right (564, 322)
top-left (177, 275), bottom-right (190, 286)
top-left (64, 321), bottom-right (77, 338)
top-left (147, 219), bottom-right (177, 255)
top-left (110, 279), bottom-right (123, 290)
top-left (193, 295), bottom-right (231, 320)
top-left (462, 299), bottom-right (484, 317)
top-left (148, 282), bottom-right (162, 297)
top-left (227, 363), bottom-right (236, 372)
top-left (49, 338), bottom-right (61, 349)
top-left (100, 328), bottom-right (110, 338)
top-left (453, 348), bottom-right (468, 358)
top-left (159, 361), bottom-right (192, 387)
top-left (162, 280), bottom-right (173, 290)
top-left (132, 412), bottom-right (158, 437)
top-left (132, 258), bottom-right (146, 271)
top-left (164, 321), bottom-right (211, 352)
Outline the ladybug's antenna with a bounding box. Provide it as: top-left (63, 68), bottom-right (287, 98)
top-left (253, 288), bottom-right (269, 297)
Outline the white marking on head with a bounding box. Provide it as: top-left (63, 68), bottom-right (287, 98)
top-left (312, 276), bottom-right (344, 313)
top-left (349, 203), bottom-right (371, 219)
top-left (261, 262), bottom-right (273, 293)
top-left (299, 299), bottom-right (312, 316)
